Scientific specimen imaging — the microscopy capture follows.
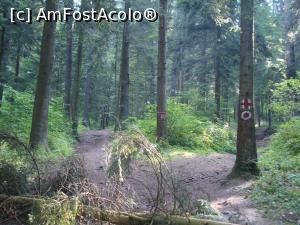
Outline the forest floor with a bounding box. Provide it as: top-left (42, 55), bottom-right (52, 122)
top-left (74, 128), bottom-right (279, 225)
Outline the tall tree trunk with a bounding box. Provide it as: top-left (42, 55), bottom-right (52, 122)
top-left (284, 0), bottom-right (296, 79)
top-left (29, 0), bottom-right (58, 150)
top-left (82, 54), bottom-right (94, 128)
top-left (256, 96), bottom-right (261, 127)
top-left (114, 36), bottom-right (121, 131)
top-left (223, 75), bottom-right (229, 123)
top-left (0, 9), bottom-right (9, 107)
top-left (170, 52), bottom-right (179, 97)
top-left (232, 0), bottom-right (258, 176)
top-left (14, 40), bottom-right (21, 84)
top-left (118, 0), bottom-right (130, 125)
top-left (156, 0), bottom-right (168, 141)
top-left (267, 95), bottom-right (272, 130)
top-left (214, 27), bottom-right (222, 119)
top-left (71, 24), bottom-right (84, 138)
top-left (0, 29), bottom-right (3, 107)
top-left (148, 56), bottom-right (156, 104)
top-left (285, 40), bottom-right (296, 79)
top-left (64, 0), bottom-right (73, 118)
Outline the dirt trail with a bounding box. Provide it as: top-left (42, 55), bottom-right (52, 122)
top-left (75, 129), bottom-right (279, 225)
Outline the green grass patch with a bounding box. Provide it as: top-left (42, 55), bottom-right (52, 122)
top-left (251, 118), bottom-right (300, 223)
top-left (131, 100), bottom-right (236, 156)
top-left (0, 88), bottom-right (74, 167)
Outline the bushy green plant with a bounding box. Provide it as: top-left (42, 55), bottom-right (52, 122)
top-left (251, 119), bottom-right (300, 222)
top-left (0, 88), bottom-right (73, 165)
top-left (270, 77), bottom-right (300, 119)
top-left (136, 100), bottom-right (236, 153)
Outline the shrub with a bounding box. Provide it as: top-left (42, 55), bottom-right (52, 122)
top-left (0, 88), bottom-right (74, 195)
top-left (0, 88), bottom-right (73, 156)
top-left (270, 77), bottom-right (300, 120)
top-left (251, 118), bottom-right (300, 223)
top-left (136, 100), bottom-right (236, 153)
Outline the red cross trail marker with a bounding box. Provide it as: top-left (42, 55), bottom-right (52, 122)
top-left (241, 98), bottom-right (252, 110)
top-left (157, 112), bottom-right (166, 121)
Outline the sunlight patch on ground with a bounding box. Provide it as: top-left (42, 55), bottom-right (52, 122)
top-left (168, 150), bottom-right (197, 158)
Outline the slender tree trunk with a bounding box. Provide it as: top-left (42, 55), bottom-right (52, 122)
top-left (256, 96), bottom-right (261, 127)
top-left (232, 0), bottom-right (258, 176)
top-left (156, 0), bottom-right (168, 141)
top-left (64, 0), bottom-right (73, 118)
top-left (118, 0), bottom-right (130, 125)
top-left (284, 0), bottom-right (296, 79)
top-left (171, 52), bottom-right (179, 97)
top-left (82, 54), bottom-right (94, 128)
top-left (261, 98), bottom-right (265, 121)
top-left (0, 28), bottom-right (3, 107)
top-left (198, 30), bottom-right (209, 111)
top-left (71, 24), bottom-right (84, 138)
top-left (114, 36), bottom-right (121, 131)
top-left (285, 41), bottom-right (296, 79)
top-left (29, 0), bottom-right (58, 150)
top-left (148, 56), bottom-right (156, 104)
top-left (14, 40), bottom-right (21, 84)
top-left (268, 95), bottom-right (272, 130)
top-left (223, 76), bottom-right (229, 123)
top-left (114, 36), bottom-right (119, 117)
top-left (214, 27), bottom-right (222, 119)
top-left (0, 9), bottom-right (9, 107)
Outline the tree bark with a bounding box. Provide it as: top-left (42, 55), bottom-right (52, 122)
top-left (156, 0), bottom-right (168, 142)
top-left (64, 0), bottom-right (73, 118)
top-left (214, 27), bottom-right (222, 119)
top-left (148, 56), bottom-right (156, 104)
top-left (0, 29), bottom-right (3, 107)
top-left (29, 0), bottom-right (58, 150)
top-left (82, 54), bottom-right (94, 128)
top-left (114, 35), bottom-right (121, 131)
top-left (284, 0), bottom-right (297, 79)
top-left (14, 40), bottom-right (21, 84)
top-left (71, 0), bottom-right (85, 138)
top-left (0, 8), bottom-right (10, 107)
top-left (267, 95), bottom-right (272, 131)
top-left (118, 0), bottom-right (130, 125)
top-left (256, 96), bottom-right (261, 127)
top-left (285, 40), bottom-right (296, 79)
top-left (170, 5), bottom-right (184, 97)
top-left (232, 0), bottom-right (258, 176)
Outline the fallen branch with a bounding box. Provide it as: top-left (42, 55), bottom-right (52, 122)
top-left (0, 195), bottom-right (239, 225)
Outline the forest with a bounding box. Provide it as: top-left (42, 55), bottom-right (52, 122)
top-left (0, 0), bottom-right (299, 224)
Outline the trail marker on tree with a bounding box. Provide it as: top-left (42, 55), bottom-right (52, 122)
top-left (157, 111), bottom-right (166, 121)
top-left (241, 98), bottom-right (252, 120)
top-left (241, 98), bottom-right (252, 110)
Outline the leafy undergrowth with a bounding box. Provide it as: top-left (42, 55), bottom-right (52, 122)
top-left (251, 118), bottom-right (300, 224)
top-left (132, 100), bottom-right (236, 156)
top-left (0, 88), bottom-right (74, 195)
top-left (0, 88), bottom-right (73, 157)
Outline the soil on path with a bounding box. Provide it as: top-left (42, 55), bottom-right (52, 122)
top-left (75, 129), bottom-right (279, 225)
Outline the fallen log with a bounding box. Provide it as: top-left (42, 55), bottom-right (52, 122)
top-left (0, 195), bottom-right (239, 225)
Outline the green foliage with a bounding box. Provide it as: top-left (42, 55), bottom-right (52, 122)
top-left (107, 128), bottom-right (162, 185)
top-left (270, 77), bottom-right (300, 119)
top-left (0, 88), bottom-right (73, 166)
top-left (29, 193), bottom-right (79, 225)
top-left (251, 119), bottom-right (300, 222)
top-left (136, 100), bottom-right (236, 154)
